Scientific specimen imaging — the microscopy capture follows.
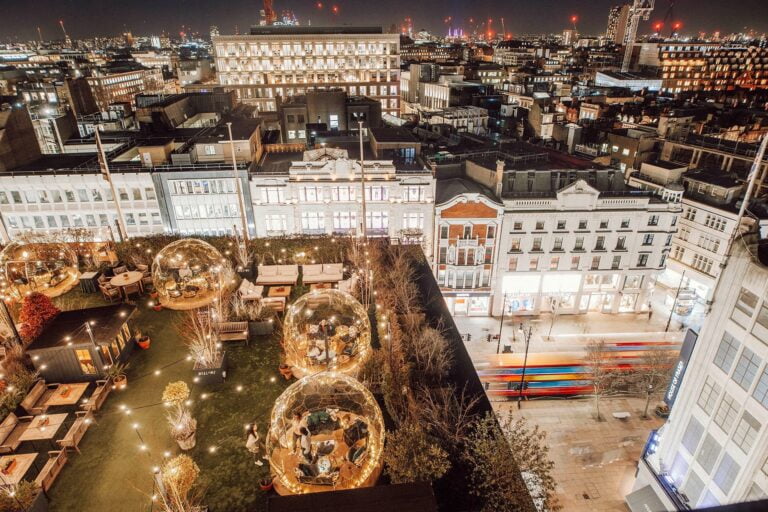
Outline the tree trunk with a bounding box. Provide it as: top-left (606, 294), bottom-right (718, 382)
top-left (594, 388), bottom-right (601, 421)
top-left (643, 391), bottom-right (652, 419)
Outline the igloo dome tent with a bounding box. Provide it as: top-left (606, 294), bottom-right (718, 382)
top-left (0, 242), bottom-right (79, 301)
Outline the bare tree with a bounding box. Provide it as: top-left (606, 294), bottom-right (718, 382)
top-left (584, 340), bottom-right (615, 421)
top-left (415, 383), bottom-right (481, 450)
top-left (404, 326), bottom-right (453, 383)
top-left (632, 349), bottom-right (677, 418)
top-left (176, 309), bottom-right (220, 368)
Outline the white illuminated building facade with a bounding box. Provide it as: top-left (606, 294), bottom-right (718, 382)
top-left (494, 178), bottom-right (678, 316)
top-left (213, 26), bottom-right (400, 115)
top-left (630, 239), bottom-right (768, 510)
top-left (0, 170), bottom-right (164, 242)
top-left (250, 146), bottom-right (434, 252)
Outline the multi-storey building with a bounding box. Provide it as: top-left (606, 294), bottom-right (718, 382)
top-left (659, 43), bottom-right (768, 95)
top-left (629, 235), bottom-right (768, 510)
top-left (212, 26), bottom-right (400, 116)
top-left (433, 173), bottom-right (505, 316)
top-left (606, 4), bottom-right (631, 45)
top-left (86, 67), bottom-right (164, 111)
top-left (399, 42), bottom-right (463, 63)
top-left (492, 40), bottom-right (540, 68)
top-left (250, 129), bottom-right (433, 251)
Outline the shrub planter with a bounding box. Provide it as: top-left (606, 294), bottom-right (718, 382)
top-left (248, 320), bottom-right (274, 337)
top-left (174, 419), bottom-right (197, 450)
top-left (193, 351), bottom-right (228, 385)
top-left (113, 374), bottom-right (128, 390)
top-left (152, 304), bottom-right (164, 312)
top-left (259, 477), bottom-right (274, 492)
top-left (136, 336), bottom-right (151, 350)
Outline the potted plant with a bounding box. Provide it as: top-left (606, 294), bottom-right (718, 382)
top-left (259, 477), bottom-right (274, 492)
top-left (230, 297), bottom-right (275, 337)
top-left (177, 310), bottom-right (227, 385)
top-left (0, 480), bottom-right (48, 512)
top-left (105, 362), bottom-right (129, 390)
top-left (136, 335), bottom-right (151, 350)
top-left (162, 381), bottom-right (197, 450)
top-left (156, 455), bottom-right (202, 512)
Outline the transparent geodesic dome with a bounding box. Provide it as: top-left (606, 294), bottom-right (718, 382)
top-left (283, 289), bottom-right (371, 377)
top-left (266, 372), bottom-right (384, 495)
top-left (0, 242), bottom-right (79, 301)
top-left (151, 239), bottom-right (235, 310)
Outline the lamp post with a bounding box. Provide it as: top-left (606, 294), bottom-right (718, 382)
top-left (227, 122), bottom-right (250, 243)
top-left (353, 114), bottom-right (367, 241)
top-left (665, 269), bottom-right (686, 332)
top-left (496, 293), bottom-right (508, 354)
top-left (517, 323), bottom-right (533, 409)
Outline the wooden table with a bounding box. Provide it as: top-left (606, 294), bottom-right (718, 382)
top-left (45, 383), bottom-right (89, 407)
top-left (110, 271), bottom-right (144, 298)
top-left (19, 413), bottom-right (68, 442)
top-left (310, 283), bottom-right (333, 291)
top-left (0, 453), bottom-right (37, 485)
top-left (79, 271), bottom-right (101, 293)
top-left (268, 286), bottom-right (291, 298)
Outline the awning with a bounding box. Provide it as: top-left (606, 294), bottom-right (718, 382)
top-left (626, 485), bottom-right (672, 512)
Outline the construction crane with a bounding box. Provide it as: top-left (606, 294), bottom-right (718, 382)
top-left (621, 0), bottom-right (655, 72)
top-left (58, 19), bottom-right (72, 48)
top-left (263, 0), bottom-right (277, 25)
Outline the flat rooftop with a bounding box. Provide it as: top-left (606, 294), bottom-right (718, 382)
top-left (29, 304), bottom-right (137, 351)
top-left (370, 127), bottom-right (418, 143)
top-left (247, 26), bottom-right (384, 36)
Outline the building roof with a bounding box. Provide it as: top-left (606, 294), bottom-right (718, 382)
top-left (247, 26), bottom-right (384, 36)
top-left (28, 304), bottom-right (137, 351)
top-left (268, 482), bottom-right (437, 512)
top-left (435, 177), bottom-right (501, 205)
top-left (683, 169), bottom-right (743, 189)
top-left (2, 153), bottom-right (99, 176)
top-left (370, 127), bottom-right (418, 143)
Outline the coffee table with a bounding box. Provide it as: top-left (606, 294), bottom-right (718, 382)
top-left (268, 286), bottom-right (291, 298)
top-left (45, 383), bottom-right (89, 407)
top-left (110, 271), bottom-right (144, 299)
top-left (20, 413), bottom-right (68, 442)
top-left (0, 454), bottom-right (37, 485)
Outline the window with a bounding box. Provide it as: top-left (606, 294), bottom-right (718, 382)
top-left (331, 186), bottom-right (355, 201)
top-left (402, 212), bottom-right (424, 230)
top-left (151, 213), bottom-right (161, 225)
top-left (261, 187), bottom-right (285, 204)
top-left (299, 186), bottom-right (322, 202)
top-left (595, 236), bottom-right (606, 250)
top-left (510, 238), bottom-right (521, 252)
top-left (611, 256), bottom-right (621, 270)
top-left (532, 238), bottom-right (542, 251)
top-left (574, 237), bottom-right (584, 251)
top-left (714, 392), bottom-right (739, 433)
top-left (75, 349), bottom-right (97, 374)
top-left (265, 214), bottom-right (287, 233)
top-left (365, 186), bottom-right (389, 201)
top-left (85, 214), bottom-right (97, 227)
top-left (332, 212), bottom-right (356, 231)
top-left (513, 221), bottom-right (523, 231)
top-left (684, 207), bottom-right (697, 221)
top-left (591, 256), bottom-right (601, 270)
top-left (714, 332), bottom-right (740, 374)
top-left (60, 216), bottom-right (70, 227)
top-left (550, 257), bottom-right (559, 270)
top-left (697, 376), bottom-right (721, 414)
top-left (439, 248), bottom-right (448, 264)
top-left (51, 190), bottom-right (62, 203)
top-left (300, 212), bottom-right (325, 232)
top-left (204, 144), bottom-right (217, 155)
top-left (621, 218), bottom-right (630, 228)
top-left (753, 367), bottom-right (768, 409)
top-left (648, 215), bottom-right (659, 226)
top-left (553, 237), bottom-right (563, 251)
top-left (0, 192), bottom-right (7, 204)
top-left (732, 347), bottom-right (761, 390)
top-left (484, 247), bottom-right (493, 264)
top-left (734, 288), bottom-right (758, 318)
top-left (508, 256), bottom-right (518, 271)
top-left (124, 213), bottom-right (135, 226)
top-left (529, 257), bottom-right (538, 271)
top-left (33, 216), bottom-right (44, 228)
top-left (713, 453), bottom-right (740, 495)
top-left (77, 189), bottom-right (89, 202)
top-left (118, 188), bottom-right (129, 201)
top-left (365, 211), bottom-right (389, 231)
top-left (637, 254), bottom-right (649, 267)
top-left (287, 130), bottom-right (297, 140)
top-left (599, 220), bottom-right (608, 229)
top-left (732, 411), bottom-right (761, 453)
top-left (404, 186), bottom-right (425, 202)
top-left (486, 225), bottom-right (496, 239)
top-left (329, 114), bottom-right (339, 129)
top-left (571, 256), bottom-right (580, 270)
top-left (578, 220), bottom-right (587, 229)
top-left (681, 416), bottom-right (704, 454)
top-left (535, 221), bottom-right (544, 230)
top-left (46, 216), bottom-right (57, 228)
top-left (440, 226), bottom-right (448, 239)
top-left (91, 189), bottom-right (103, 201)
top-left (556, 220), bottom-right (566, 230)
top-left (616, 236), bottom-right (626, 250)
top-left (695, 434), bottom-right (721, 474)
top-left (145, 187), bottom-right (156, 200)
top-left (11, 191), bottom-right (22, 204)
top-left (24, 190), bottom-right (37, 203)
top-left (642, 234), bottom-right (654, 246)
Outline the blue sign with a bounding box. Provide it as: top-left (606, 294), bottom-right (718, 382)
top-left (664, 330), bottom-right (698, 408)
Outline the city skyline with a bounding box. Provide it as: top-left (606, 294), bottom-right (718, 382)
top-left (1, 0), bottom-right (767, 41)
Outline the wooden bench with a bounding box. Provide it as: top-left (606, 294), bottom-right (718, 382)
top-left (20, 380), bottom-right (58, 416)
top-left (218, 321), bottom-right (249, 344)
top-left (0, 413), bottom-right (33, 454)
top-left (34, 450), bottom-right (68, 493)
top-left (57, 410), bottom-right (94, 454)
top-left (79, 379), bottom-right (112, 413)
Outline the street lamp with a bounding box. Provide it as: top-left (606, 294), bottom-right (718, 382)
top-left (496, 293), bottom-right (509, 354)
top-left (665, 269), bottom-right (686, 332)
top-left (517, 323), bottom-right (533, 409)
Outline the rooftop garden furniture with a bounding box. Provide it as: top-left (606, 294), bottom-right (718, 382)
top-left (238, 279), bottom-right (264, 301)
top-left (56, 410), bottom-right (95, 454)
top-left (34, 449), bottom-right (68, 493)
top-left (300, 263), bottom-right (344, 284)
top-left (0, 413), bottom-right (33, 454)
top-left (217, 322), bottom-right (249, 344)
top-left (255, 265), bottom-right (299, 286)
top-left (79, 379), bottom-right (112, 413)
top-left (20, 380), bottom-right (57, 416)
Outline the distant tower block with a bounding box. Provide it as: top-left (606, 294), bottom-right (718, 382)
top-left (622, 0), bottom-right (655, 72)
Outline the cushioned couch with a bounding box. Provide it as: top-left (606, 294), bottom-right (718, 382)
top-left (301, 263), bottom-right (344, 284)
top-left (255, 265), bottom-right (299, 285)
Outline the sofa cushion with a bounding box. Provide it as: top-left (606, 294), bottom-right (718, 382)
top-left (323, 263), bottom-right (343, 275)
top-left (303, 265), bottom-right (322, 276)
top-left (259, 266), bottom-right (278, 277)
top-left (0, 413), bottom-right (18, 444)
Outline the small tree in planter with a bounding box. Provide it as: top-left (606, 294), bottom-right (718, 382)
top-left (229, 297), bottom-right (275, 336)
top-left (162, 381), bottom-right (197, 450)
top-left (18, 293), bottom-right (60, 344)
top-left (177, 309), bottom-right (225, 384)
top-left (0, 480), bottom-right (43, 512)
top-left (383, 421), bottom-right (450, 484)
top-left (156, 454), bottom-right (203, 512)
top-left (104, 362), bottom-right (129, 390)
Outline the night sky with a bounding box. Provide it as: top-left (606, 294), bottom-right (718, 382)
top-left (0, 0), bottom-right (766, 41)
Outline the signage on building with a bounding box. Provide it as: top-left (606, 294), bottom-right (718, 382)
top-left (664, 329), bottom-right (698, 408)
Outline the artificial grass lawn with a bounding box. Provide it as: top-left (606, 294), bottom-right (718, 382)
top-left (46, 291), bottom-right (288, 512)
